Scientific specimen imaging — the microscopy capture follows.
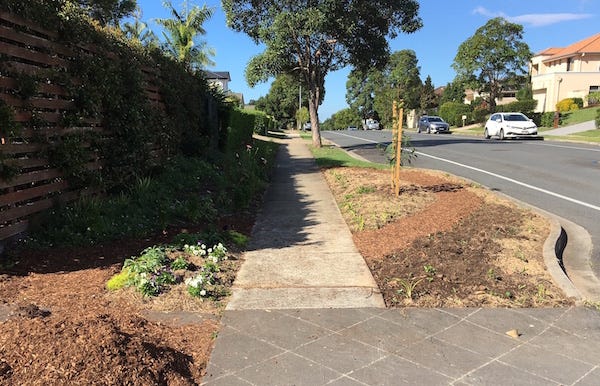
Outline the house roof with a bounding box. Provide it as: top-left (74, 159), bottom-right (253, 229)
top-left (541, 33), bottom-right (600, 62)
top-left (203, 71), bottom-right (231, 81)
top-left (535, 47), bottom-right (562, 56)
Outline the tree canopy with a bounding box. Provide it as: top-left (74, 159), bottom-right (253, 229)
top-left (373, 49), bottom-right (422, 129)
top-left (420, 75), bottom-right (437, 112)
top-left (72, 0), bottom-right (136, 25)
top-left (320, 108), bottom-right (361, 131)
top-left (452, 17), bottom-right (531, 112)
top-left (440, 79), bottom-right (466, 105)
top-left (346, 68), bottom-right (381, 120)
top-left (254, 73), bottom-right (310, 129)
top-left (222, 0), bottom-right (422, 147)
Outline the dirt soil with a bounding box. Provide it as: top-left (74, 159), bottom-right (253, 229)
top-left (0, 167), bottom-right (574, 385)
top-left (323, 167), bottom-right (574, 308)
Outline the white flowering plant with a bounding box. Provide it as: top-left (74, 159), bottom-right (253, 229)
top-left (107, 234), bottom-right (234, 299)
top-left (185, 242), bottom-right (230, 299)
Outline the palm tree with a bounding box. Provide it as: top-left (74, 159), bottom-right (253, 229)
top-left (155, 1), bottom-right (215, 71)
top-left (121, 8), bottom-right (159, 47)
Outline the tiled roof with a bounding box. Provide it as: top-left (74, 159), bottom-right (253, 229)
top-left (203, 71), bottom-right (231, 80)
top-left (542, 33), bottom-right (600, 62)
top-left (535, 47), bottom-right (562, 56)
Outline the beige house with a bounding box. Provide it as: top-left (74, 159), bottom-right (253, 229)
top-left (530, 33), bottom-right (600, 112)
top-left (463, 89), bottom-right (518, 106)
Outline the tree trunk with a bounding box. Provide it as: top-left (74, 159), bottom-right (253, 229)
top-left (307, 72), bottom-right (322, 148)
top-left (308, 96), bottom-right (321, 147)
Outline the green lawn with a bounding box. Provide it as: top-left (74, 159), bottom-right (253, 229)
top-left (309, 145), bottom-right (390, 169)
top-left (545, 129), bottom-right (600, 143)
top-left (301, 130), bottom-right (388, 169)
top-left (559, 107), bottom-right (599, 126)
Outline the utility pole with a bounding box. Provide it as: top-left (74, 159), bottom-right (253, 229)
top-left (298, 83), bottom-right (302, 130)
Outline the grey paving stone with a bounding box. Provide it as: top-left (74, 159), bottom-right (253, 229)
top-left (549, 306), bottom-right (600, 339)
top-left (236, 351), bottom-right (342, 386)
top-left (528, 326), bottom-right (600, 365)
top-left (434, 321), bottom-right (520, 358)
top-left (339, 314), bottom-right (428, 353)
top-left (294, 333), bottom-right (386, 374)
top-left (349, 354), bottom-right (452, 385)
top-left (222, 310), bottom-right (331, 350)
top-left (573, 367), bottom-right (600, 386)
top-left (201, 373), bottom-right (253, 386)
top-left (460, 308), bottom-right (551, 342)
top-left (462, 361), bottom-right (556, 385)
top-left (280, 308), bottom-right (385, 333)
top-left (325, 375), bottom-right (368, 385)
top-left (203, 326), bottom-right (284, 379)
top-left (499, 343), bottom-right (594, 385)
top-left (376, 309), bottom-right (464, 336)
top-left (397, 337), bottom-right (490, 379)
top-left (513, 308), bottom-right (570, 325)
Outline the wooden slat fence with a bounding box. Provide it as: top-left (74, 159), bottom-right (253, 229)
top-left (0, 11), bottom-right (166, 242)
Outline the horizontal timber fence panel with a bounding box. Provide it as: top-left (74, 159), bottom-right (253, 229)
top-left (0, 10), bottom-right (170, 242)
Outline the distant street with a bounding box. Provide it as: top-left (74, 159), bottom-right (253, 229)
top-left (322, 130), bottom-right (600, 278)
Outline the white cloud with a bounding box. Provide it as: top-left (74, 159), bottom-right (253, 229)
top-left (472, 6), bottom-right (506, 18)
top-left (508, 13), bottom-right (594, 27)
top-left (472, 6), bottom-right (594, 27)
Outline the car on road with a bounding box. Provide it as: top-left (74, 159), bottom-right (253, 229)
top-left (417, 116), bottom-right (450, 134)
top-left (484, 112), bottom-right (538, 140)
top-left (363, 118), bottom-right (381, 130)
top-left (347, 126), bottom-right (358, 131)
top-left (302, 122), bottom-right (311, 131)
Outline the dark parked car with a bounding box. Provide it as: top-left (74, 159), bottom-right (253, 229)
top-left (417, 116), bottom-right (450, 134)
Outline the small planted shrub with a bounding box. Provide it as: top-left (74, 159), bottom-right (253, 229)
top-left (106, 269), bottom-right (135, 291)
top-left (540, 112), bottom-right (560, 127)
top-left (587, 92), bottom-right (600, 106)
top-left (556, 98), bottom-right (579, 113)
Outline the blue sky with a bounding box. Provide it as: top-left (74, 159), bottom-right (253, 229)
top-left (135, 0), bottom-right (599, 120)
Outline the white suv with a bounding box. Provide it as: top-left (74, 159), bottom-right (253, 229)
top-left (484, 112), bottom-right (538, 140)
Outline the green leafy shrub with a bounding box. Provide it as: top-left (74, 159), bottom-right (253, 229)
top-left (595, 108), bottom-right (600, 129)
top-left (539, 112), bottom-right (560, 127)
top-left (227, 230), bottom-right (249, 247)
top-left (572, 97), bottom-right (584, 109)
top-left (495, 99), bottom-right (537, 113)
top-left (556, 98), bottom-right (579, 113)
top-left (170, 256), bottom-right (190, 270)
top-left (439, 102), bottom-right (472, 126)
top-left (471, 106), bottom-right (489, 124)
top-left (588, 92), bottom-right (600, 106)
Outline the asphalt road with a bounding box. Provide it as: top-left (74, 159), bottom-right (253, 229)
top-left (322, 129), bottom-right (600, 279)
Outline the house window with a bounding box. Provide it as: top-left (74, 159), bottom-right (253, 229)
top-left (566, 58), bottom-right (572, 71)
top-left (590, 86), bottom-right (600, 92)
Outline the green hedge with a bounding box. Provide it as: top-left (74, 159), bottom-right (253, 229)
top-left (227, 109), bottom-right (255, 152)
top-left (495, 99), bottom-right (537, 113)
top-left (439, 102), bottom-right (472, 126)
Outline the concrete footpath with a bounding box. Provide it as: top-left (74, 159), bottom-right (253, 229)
top-left (542, 120), bottom-right (596, 136)
top-left (202, 136), bottom-right (600, 385)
